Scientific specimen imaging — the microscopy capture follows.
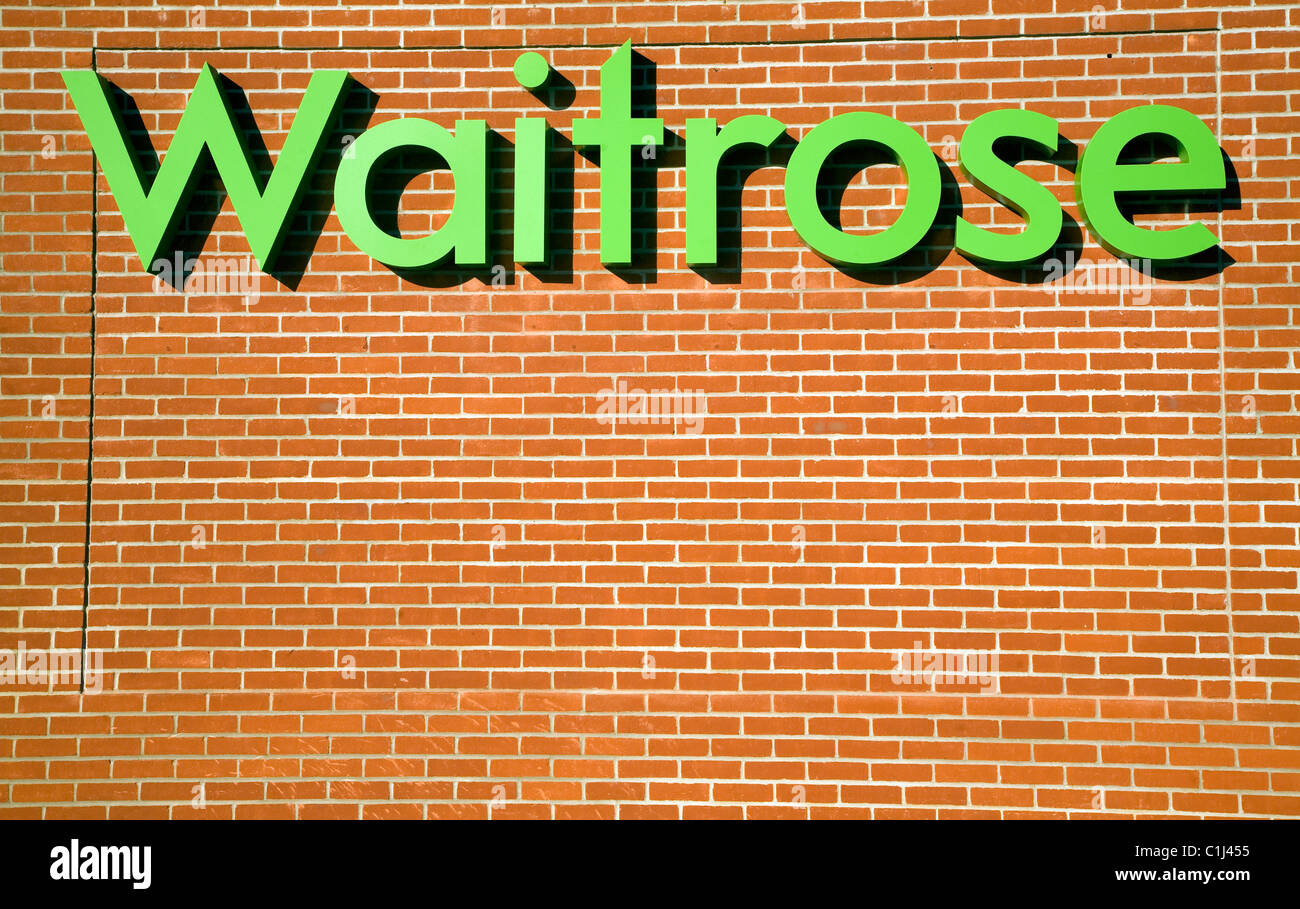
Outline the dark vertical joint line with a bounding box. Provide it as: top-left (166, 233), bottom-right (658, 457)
top-left (79, 46), bottom-right (98, 694)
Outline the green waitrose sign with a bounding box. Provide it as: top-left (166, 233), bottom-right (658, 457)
top-left (61, 42), bottom-right (1228, 275)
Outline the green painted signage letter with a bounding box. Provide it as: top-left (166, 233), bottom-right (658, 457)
top-left (1075, 104), bottom-right (1225, 261)
top-left (334, 118), bottom-right (488, 268)
top-left (784, 112), bottom-right (941, 266)
top-left (955, 109), bottom-right (1063, 265)
top-left (571, 41), bottom-right (664, 265)
top-left (61, 65), bottom-right (349, 271)
top-left (684, 115), bottom-right (786, 267)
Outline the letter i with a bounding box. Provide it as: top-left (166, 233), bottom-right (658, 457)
top-left (512, 51), bottom-right (553, 265)
top-left (514, 117), bottom-right (548, 264)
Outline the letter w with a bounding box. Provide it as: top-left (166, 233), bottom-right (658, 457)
top-left (62, 65), bottom-right (350, 271)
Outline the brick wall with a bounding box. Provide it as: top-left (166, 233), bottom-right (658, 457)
top-left (2, 0), bottom-right (1298, 818)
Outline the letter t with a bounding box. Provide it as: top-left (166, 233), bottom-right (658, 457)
top-left (572, 42), bottom-right (663, 265)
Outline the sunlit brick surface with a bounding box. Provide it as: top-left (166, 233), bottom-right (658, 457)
top-left (1, 1), bottom-right (1297, 818)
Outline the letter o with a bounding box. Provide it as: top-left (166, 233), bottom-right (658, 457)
top-left (784, 112), bottom-right (941, 266)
